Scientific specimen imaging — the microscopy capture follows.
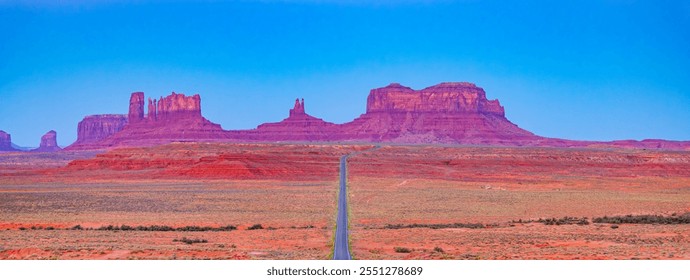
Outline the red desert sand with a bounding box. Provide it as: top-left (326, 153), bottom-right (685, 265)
top-left (1, 143), bottom-right (689, 259)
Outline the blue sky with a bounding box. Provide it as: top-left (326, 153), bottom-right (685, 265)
top-left (1, 0), bottom-right (689, 147)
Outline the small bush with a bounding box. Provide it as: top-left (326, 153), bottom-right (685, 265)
top-left (119, 225), bottom-right (134, 231)
top-left (611, 225), bottom-right (619, 229)
top-left (45, 226), bottom-right (55, 230)
top-left (384, 223), bottom-right (485, 230)
top-left (218, 225), bottom-right (237, 231)
top-left (173, 237), bottom-right (208, 245)
top-left (394, 247), bottom-right (412, 253)
top-left (71, 225), bottom-right (83, 230)
top-left (247, 224), bottom-right (263, 230)
top-left (433, 247), bottom-right (444, 253)
top-left (539, 217), bottom-right (589, 226)
top-left (19, 227), bottom-right (26, 231)
top-left (95, 225), bottom-right (236, 232)
top-left (593, 213), bottom-right (690, 225)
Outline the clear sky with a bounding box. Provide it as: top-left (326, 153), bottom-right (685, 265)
top-left (1, 0), bottom-right (689, 147)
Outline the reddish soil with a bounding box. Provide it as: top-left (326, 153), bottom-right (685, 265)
top-left (346, 146), bottom-right (690, 259)
top-left (1, 143), bottom-right (689, 259)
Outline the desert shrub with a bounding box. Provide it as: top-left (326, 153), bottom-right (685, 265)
top-left (247, 224), bottom-right (263, 230)
top-left (19, 227), bottom-right (26, 231)
top-left (124, 225), bottom-right (136, 231)
top-left (611, 225), bottom-right (619, 229)
top-left (177, 226), bottom-right (213, 232)
top-left (95, 224), bottom-right (237, 232)
top-left (394, 247), bottom-right (412, 253)
top-left (218, 225), bottom-right (237, 231)
top-left (45, 226), bottom-right (55, 230)
top-left (384, 223), bottom-right (485, 230)
top-left (71, 225), bottom-right (83, 230)
top-left (173, 237), bottom-right (208, 245)
top-left (540, 217), bottom-right (589, 226)
top-left (433, 247), bottom-right (444, 253)
top-left (593, 213), bottom-right (690, 225)
top-left (149, 225), bottom-right (175, 231)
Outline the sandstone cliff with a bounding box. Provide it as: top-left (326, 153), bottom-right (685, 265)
top-left (66, 115), bottom-right (129, 150)
top-left (366, 82), bottom-right (504, 115)
top-left (60, 83), bottom-right (690, 150)
top-left (92, 92), bottom-right (226, 148)
top-left (31, 130), bottom-right (62, 152)
top-left (229, 98), bottom-right (339, 141)
top-left (336, 82), bottom-right (535, 144)
top-left (0, 130), bottom-right (18, 151)
top-left (128, 92), bottom-right (145, 124)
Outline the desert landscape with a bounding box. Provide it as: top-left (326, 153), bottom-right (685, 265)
top-left (2, 81), bottom-right (689, 260)
top-left (1, 142), bottom-right (689, 260)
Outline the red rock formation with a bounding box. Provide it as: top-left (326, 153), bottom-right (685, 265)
top-left (128, 92), bottom-right (145, 124)
top-left (63, 83), bottom-right (690, 150)
top-left (230, 98), bottom-right (338, 141)
top-left (0, 130), bottom-right (17, 151)
top-left (154, 92), bottom-right (202, 121)
top-left (66, 115), bottom-right (128, 150)
top-left (336, 82), bottom-right (535, 144)
top-left (289, 98), bottom-right (305, 117)
top-left (147, 98), bottom-right (157, 121)
top-left (366, 82), bottom-right (504, 115)
top-left (31, 130), bottom-right (62, 152)
top-left (89, 92), bottom-right (226, 148)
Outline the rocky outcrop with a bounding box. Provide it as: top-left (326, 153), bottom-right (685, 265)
top-left (366, 82), bottom-right (504, 116)
top-left (229, 98), bottom-right (338, 141)
top-left (61, 82), bottom-right (690, 150)
top-left (336, 82), bottom-right (535, 144)
top-left (289, 98), bottom-right (305, 117)
top-left (154, 92), bottom-right (202, 121)
top-left (128, 92), bottom-right (145, 124)
top-left (31, 130), bottom-right (62, 152)
top-left (147, 98), bottom-right (157, 121)
top-left (0, 130), bottom-right (18, 151)
top-left (66, 115), bottom-right (129, 150)
top-left (89, 92), bottom-right (226, 148)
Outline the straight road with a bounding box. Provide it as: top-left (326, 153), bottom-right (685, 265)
top-left (332, 146), bottom-right (380, 260)
top-left (333, 154), bottom-right (351, 260)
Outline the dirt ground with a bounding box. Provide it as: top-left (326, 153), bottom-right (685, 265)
top-left (1, 143), bottom-right (689, 259)
top-left (347, 145), bottom-right (690, 259)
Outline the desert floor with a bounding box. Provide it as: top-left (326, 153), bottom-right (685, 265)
top-left (1, 143), bottom-right (689, 259)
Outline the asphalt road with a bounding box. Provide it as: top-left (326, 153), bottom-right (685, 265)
top-left (333, 154), bottom-right (352, 260)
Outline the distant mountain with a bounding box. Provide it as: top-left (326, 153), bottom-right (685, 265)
top-left (11, 143), bottom-right (34, 151)
top-left (49, 82), bottom-right (689, 151)
top-left (1, 130), bottom-right (18, 152)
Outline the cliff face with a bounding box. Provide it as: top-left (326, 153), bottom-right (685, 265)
top-left (366, 82), bottom-right (504, 116)
top-left (60, 82), bottom-right (690, 150)
top-left (31, 130), bottom-right (62, 152)
top-left (0, 130), bottom-right (17, 151)
top-left (235, 98), bottom-right (338, 141)
top-left (91, 92), bottom-right (225, 148)
top-left (338, 82), bottom-right (534, 144)
top-left (128, 92), bottom-right (145, 124)
top-left (154, 92), bottom-right (202, 121)
top-left (72, 114), bottom-right (128, 147)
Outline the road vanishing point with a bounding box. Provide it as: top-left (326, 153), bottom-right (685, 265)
top-left (333, 154), bottom-right (352, 260)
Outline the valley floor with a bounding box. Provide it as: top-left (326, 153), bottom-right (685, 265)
top-left (1, 143), bottom-right (689, 259)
